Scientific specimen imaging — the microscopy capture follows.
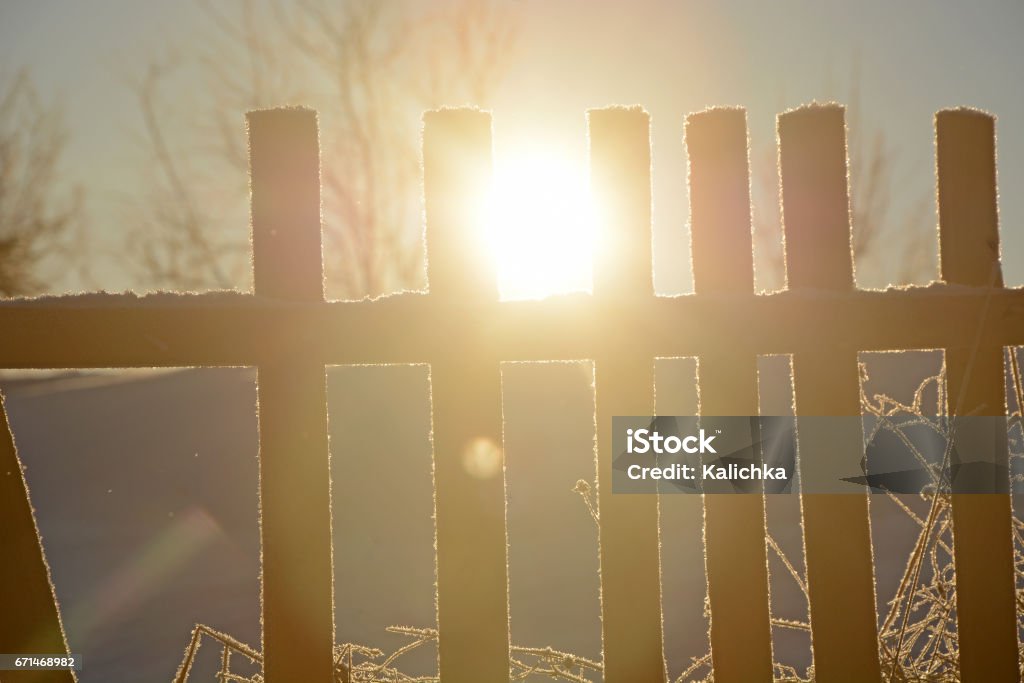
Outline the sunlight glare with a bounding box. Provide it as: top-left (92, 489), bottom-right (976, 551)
top-left (483, 152), bottom-right (597, 300)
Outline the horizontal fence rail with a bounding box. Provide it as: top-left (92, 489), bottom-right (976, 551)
top-left (0, 288), bottom-right (1022, 365)
top-left (1, 103), bottom-right (1022, 683)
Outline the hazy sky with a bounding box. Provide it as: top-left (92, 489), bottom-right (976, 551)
top-left (3, 0), bottom-right (1024, 290)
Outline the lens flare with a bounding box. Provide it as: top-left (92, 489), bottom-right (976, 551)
top-left (462, 437), bottom-right (503, 479)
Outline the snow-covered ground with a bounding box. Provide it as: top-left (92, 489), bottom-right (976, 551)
top-left (2, 354), bottom-right (955, 682)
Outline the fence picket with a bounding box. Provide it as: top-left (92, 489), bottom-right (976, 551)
top-left (589, 107), bottom-right (666, 683)
top-left (0, 392), bottom-right (75, 683)
top-left (936, 108), bottom-right (1019, 682)
top-left (248, 108), bottom-right (336, 683)
top-left (686, 107), bottom-right (773, 683)
top-left (778, 105), bottom-right (882, 682)
top-left (422, 109), bottom-right (512, 683)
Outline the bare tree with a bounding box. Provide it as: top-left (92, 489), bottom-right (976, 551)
top-left (0, 71), bottom-right (82, 296)
top-left (751, 86), bottom-right (935, 292)
top-left (127, 0), bottom-right (518, 297)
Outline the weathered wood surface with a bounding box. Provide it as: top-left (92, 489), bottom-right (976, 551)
top-left (2, 104), bottom-right (1021, 683)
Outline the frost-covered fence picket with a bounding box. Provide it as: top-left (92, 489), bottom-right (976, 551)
top-left (2, 104), bottom-right (1024, 683)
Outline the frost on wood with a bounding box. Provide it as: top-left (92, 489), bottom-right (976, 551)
top-left (1, 103), bottom-right (1023, 683)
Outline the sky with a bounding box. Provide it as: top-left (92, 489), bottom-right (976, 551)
top-left (2, 0), bottom-right (1024, 293)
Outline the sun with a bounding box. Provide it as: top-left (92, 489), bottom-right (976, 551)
top-left (483, 151), bottom-right (597, 301)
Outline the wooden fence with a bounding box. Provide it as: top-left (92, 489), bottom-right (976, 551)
top-left (1, 104), bottom-right (1023, 683)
